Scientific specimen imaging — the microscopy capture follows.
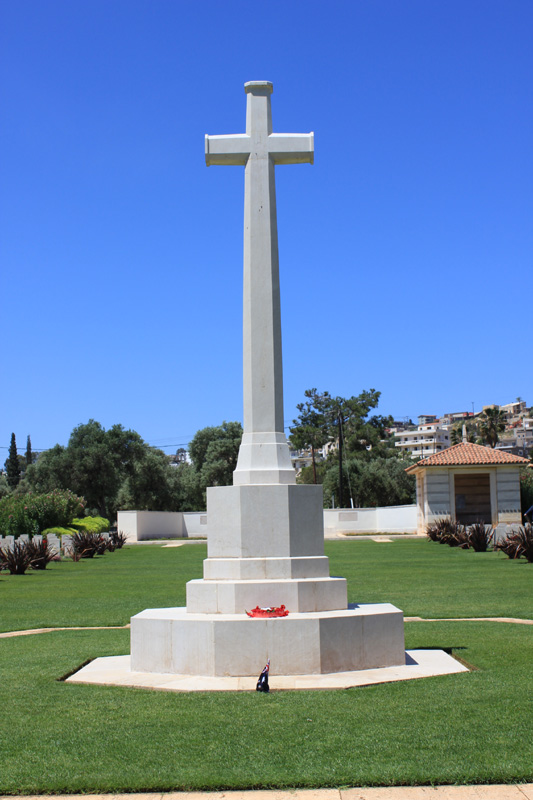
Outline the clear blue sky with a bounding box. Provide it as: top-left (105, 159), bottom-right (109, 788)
top-left (1, 0), bottom-right (532, 455)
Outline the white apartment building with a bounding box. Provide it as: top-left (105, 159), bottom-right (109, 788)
top-left (395, 423), bottom-right (451, 460)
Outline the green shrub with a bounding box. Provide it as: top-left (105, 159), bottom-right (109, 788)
top-left (0, 490), bottom-right (85, 538)
top-left (41, 526), bottom-right (76, 537)
top-left (70, 516), bottom-right (110, 534)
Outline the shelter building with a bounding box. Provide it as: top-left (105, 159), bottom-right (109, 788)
top-left (405, 442), bottom-right (530, 533)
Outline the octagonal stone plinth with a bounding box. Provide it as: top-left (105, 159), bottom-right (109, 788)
top-left (130, 604), bottom-right (405, 677)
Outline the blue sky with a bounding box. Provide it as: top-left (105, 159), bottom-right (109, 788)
top-left (1, 0), bottom-right (532, 456)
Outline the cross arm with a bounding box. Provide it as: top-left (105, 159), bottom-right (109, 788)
top-left (268, 133), bottom-right (314, 165)
top-left (205, 134), bottom-right (251, 166)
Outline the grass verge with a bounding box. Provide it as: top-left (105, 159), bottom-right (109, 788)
top-left (0, 622), bottom-right (532, 793)
top-left (1, 540), bottom-right (532, 632)
top-left (0, 539), bottom-right (532, 792)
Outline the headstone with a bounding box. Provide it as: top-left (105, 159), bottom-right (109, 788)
top-left (46, 534), bottom-right (60, 553)
top-left (130, 81), bottom-right (405, 679)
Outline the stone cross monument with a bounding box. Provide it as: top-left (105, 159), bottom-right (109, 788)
top-left (130, 82), bottom-right (405, 678)
top-left (206, 80), bottom-right (312, 486)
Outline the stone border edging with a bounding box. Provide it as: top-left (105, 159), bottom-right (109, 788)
top-left (1, 783), bottom-right (533, 799)
top-left (2, 617), bottom-right (533, 639)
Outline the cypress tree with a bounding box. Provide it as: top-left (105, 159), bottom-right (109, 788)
top-left (25, 435), bottom-right (33, 468)
top-left (6, 432), bottom-right (21, 487)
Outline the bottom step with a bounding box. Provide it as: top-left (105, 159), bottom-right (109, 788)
top-left (130, 603), bottom-right (405, 676)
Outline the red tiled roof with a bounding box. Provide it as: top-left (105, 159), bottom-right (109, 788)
top-left (405, 441), bottom-right (530, 472)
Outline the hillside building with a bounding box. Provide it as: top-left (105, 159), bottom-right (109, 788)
top-left (395, 423), bottom-right (450, 460)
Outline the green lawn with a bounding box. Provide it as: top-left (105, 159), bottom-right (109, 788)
top-left (328, 539), bottom-right (533, 619)
top-left (0, 540), bottom-right (532, 793)
top-left (2, 540), bottom-right (532, 632)
top-left (0, 542), bottom-right (204, 632)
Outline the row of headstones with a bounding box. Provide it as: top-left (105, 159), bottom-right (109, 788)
top-left (0, 532), bottom-right (111, 554)
top-left (0, 533), bottom-right (63, 553)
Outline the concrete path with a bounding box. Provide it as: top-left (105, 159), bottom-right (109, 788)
top-left (2, 617), bottom-right (531, 640)
top-left (0, 624), bottom-right (130, 639)
top-left (2, 785), bottom-right (532, 799)
top-left (325, 533), bottom-right (425, 540)
top-left (126, 535), bottom-right (423, 543)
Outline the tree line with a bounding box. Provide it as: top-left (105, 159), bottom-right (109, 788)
top-left (7, 385), bottom-right (469, 517)
top-left (289, 388), bottom-right (416, 509)
top-left (1, 421), bottom-right (243, 521)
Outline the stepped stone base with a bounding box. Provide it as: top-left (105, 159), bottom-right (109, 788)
top-left (207, 483), bottom-right (324, 559)
top-left (130, 603), bottom-right (405, 677)
top-left (67, 649), bottom-right (469, 692)
top-left (203, 555), bottom-right (330, 580)
top-left (186, 576), bottom-right (347, 613)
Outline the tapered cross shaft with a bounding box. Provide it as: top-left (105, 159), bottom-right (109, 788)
top-left (206, 81), bottom-right (313, 485)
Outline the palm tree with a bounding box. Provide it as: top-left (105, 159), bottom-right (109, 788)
top-left (478, 407), bottom-right (507, 448)
top-left (450, 422), bottom-right (477, 445)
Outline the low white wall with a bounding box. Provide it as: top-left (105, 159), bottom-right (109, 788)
top-left (118, 505), bottom-right (417, 541)
top-left (183, 512), bottom-right (208, 537)
top-left (117, 510), bottom-right (207, 541)
top-left (324, 505), bottom-right (417, 534)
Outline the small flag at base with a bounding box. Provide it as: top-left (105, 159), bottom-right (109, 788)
top-left (256, 659), bottom-right (270, 692)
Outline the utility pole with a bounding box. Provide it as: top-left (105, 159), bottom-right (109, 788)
top-left (338, 408), bottom-right (344, 509)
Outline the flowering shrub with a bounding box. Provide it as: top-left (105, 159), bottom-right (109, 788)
top-left (0, 490), bottom-right (86, 538)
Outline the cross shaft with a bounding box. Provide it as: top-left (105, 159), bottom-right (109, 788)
top-left (206, 81), bottom-right (313, 485)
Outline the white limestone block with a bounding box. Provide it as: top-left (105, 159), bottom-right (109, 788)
top-left (203, 555), bottom-right (330, 581)
top-left (207, 483), bottom-right (324, 559)
top-left (130, 615), bottom-right (174, 673)
top-left (186, 575), bottom-right (347, 614)
top-left (233, 432), bottom-right (296, 486)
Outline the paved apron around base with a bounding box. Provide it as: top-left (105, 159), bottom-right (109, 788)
top-left (66, 648), bottom-right (467, 692)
